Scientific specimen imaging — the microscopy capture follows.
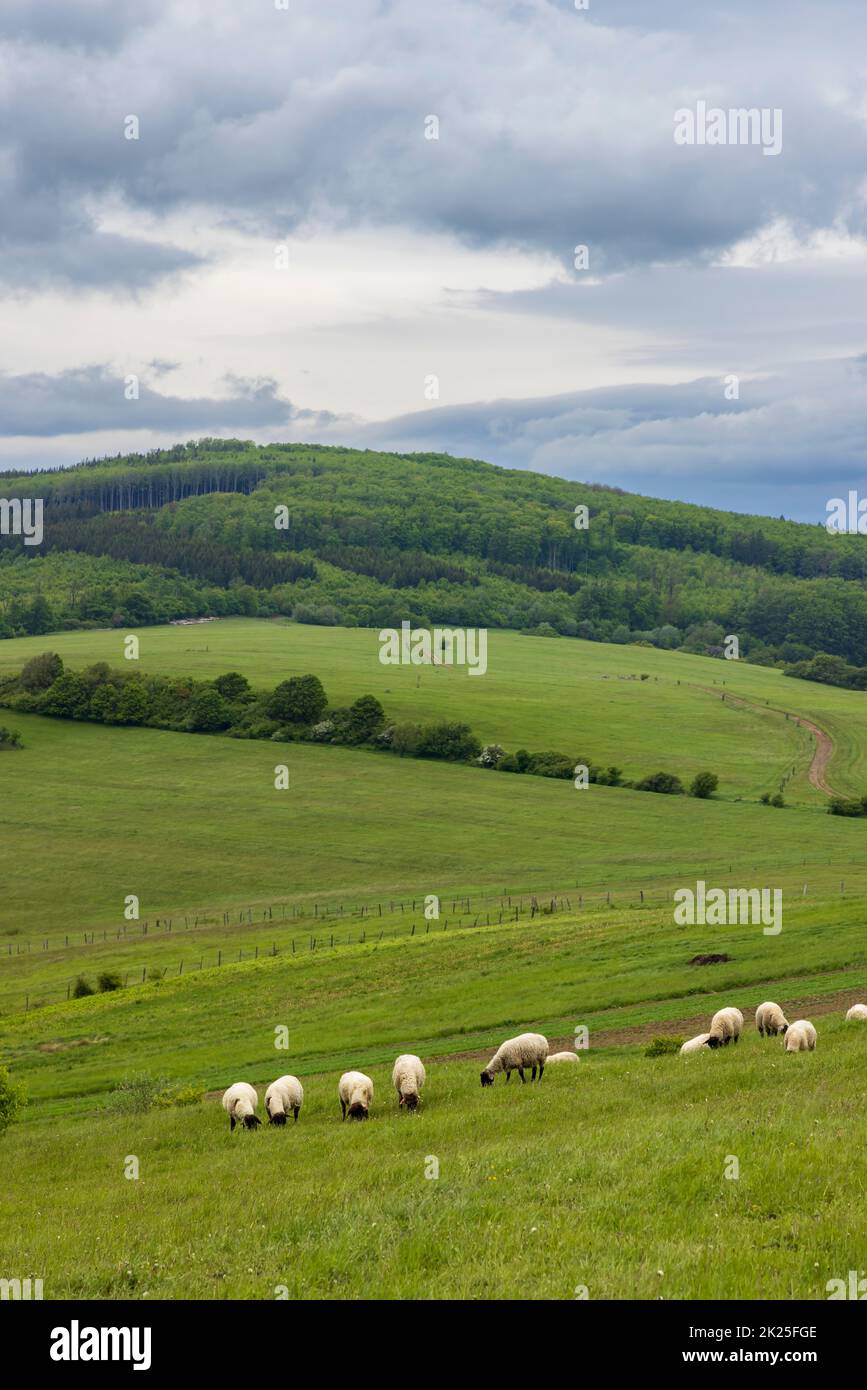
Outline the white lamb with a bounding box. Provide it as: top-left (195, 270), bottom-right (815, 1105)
top-left (680, 1032), bottom-right (712, 1054)
top-left (221, 1081), bottom-right (261, 1131)
top-left (265, 1075), bottom-right (304, 1125)
top-left (846, 1004), bottom-right (867, 1021)
top-left (546, 1051), bottom-right (579, 1064)
top-left (392, 1054), bottom-right (426, 1110)
top-left (755, 1001), bottom-right (789, 1037)
top-left (784, 1020), bottom-right (817, 1052)
top-left (706, 1007), bottom-right (744, 1049)
top-left (339, 1070), bottom-right (374, 1120)
top-left (480, 1031), bottom-right (549, 1086)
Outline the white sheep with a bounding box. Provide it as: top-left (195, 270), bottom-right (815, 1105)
top-left (755, 1001), bottom-right (789, 1037)
top-left (265, 1075), bottom-right (304, 1125)
top-left (221, 1081), bottom-right (261, 1131)
top-left (392, 1054), bottom-right (426, 1110)
top-left (680, 1032), bottom-right (712, 1054)
top-left (706, 1007), bottom-right (744, 1049)
top-left (546, 1051), bottom-right (579, 1065)
top-left (480, 1032), bottom-right (549, 1086)
top-left (846, 1003), bottom-right (867, 1021)
top-left (339, 1070), bottom-right (374, 1120)
top-left (784, 1019), bottom-right (817, 1052)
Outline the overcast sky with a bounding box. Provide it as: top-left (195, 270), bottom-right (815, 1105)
top-left (2, 0), bottom-right (867, 520)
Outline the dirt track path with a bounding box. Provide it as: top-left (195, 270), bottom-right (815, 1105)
top-left (693, 684), bottom-right (839, 797)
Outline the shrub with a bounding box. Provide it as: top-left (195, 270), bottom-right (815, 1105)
top-left (390, 722), bottom-right (422, 757)
top-left (690, 771), bottom-right (719, 799)
top-left (770, 793), bottom-right (785, 808)
top-left (106, 1074), bottom-right (167, 1116)
top-left (266, 674), bottom-right (328, 724)
top-left (154, 1083), bottom-right (203, 1109)
top-left (524, 751), bottom-right (574, 779)
top-left (829, 797), bottom-right (866, 817)
top-left (97, 971), bottom-right (123, 993)
top-left (186, 687), bottom-right (231, 732)
top-left (72, 975), bottom-right (94, 998)
top-left (345, 694), bottom-right (385, 743)
top-left (415, 721), bottom-right (482, 762)
top-left (0, 727), bottom-right (22, 749)
top-left (0, 1065), bottom-right (25, 1135)
top-left (644, 1036), bottom-right (686, 1057)
top-left (20, 651), bottom-right (63, 692)
top-left (634, 771), bottom-right (685, 795)
top-left (213, 672), bottom-right (250, 700)
top-left (477, 744), bottom-right (506, 768)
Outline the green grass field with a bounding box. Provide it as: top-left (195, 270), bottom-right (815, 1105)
top-left (3, 619), bottom-right (867, 1300)
top-left (4, 617), bottom-right (866, 802)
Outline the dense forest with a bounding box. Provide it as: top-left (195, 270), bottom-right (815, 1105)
top-left (1, 440), bottom-right (866, 675)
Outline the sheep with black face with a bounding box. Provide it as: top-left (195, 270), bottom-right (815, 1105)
top-left (480, 1032), bottom-right (548, 1086)
top-left (222, 1081), bottom-right (261, 1131)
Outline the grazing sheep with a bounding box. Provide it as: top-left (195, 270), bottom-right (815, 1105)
top-left (392, 1054), bottom-right (426, 1110)
top-left (480, 1032), bottom-right (549, 1086)
top-left (846, 1004), bottom-right (867, 1021)
top-left (755, 1001), bottom-right (789, 1037)
top-left (680, 1032), bottom-right (712, 1054)
top-left (339, 1070), bottom-right (373, 1120)
top-left (706, 1007), bottom-right (744, 1049)
top-left (265, 1075), bottom-right (304, 1125)
top-left (785, 1019), bottom-right (817, 1052)
top-left (222, 1081), bottom-right (261, 1131)
top-left (546, 1051), bottom-right (579, 1065)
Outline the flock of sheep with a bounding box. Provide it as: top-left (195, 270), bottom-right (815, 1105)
top-left (220, 1032), bottom-right (580, 1129)
top-left (220, 1004), bottom-right (864, 1129)
top-left (680, 1000), bottom-right (867, 1054)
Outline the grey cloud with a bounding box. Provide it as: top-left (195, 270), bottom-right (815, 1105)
top-left (0, 365), bottom-right (329, 436)
top-left (3, 0), bottom-right (867, 288)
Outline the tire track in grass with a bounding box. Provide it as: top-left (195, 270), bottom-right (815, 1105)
top-left (693, 684), bottom-right (839, 797)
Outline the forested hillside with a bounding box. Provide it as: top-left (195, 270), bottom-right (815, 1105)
top-left (2, 440), bottom-right (866, 669)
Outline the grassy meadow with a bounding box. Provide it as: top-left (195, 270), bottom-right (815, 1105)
top-left (2, 618), bottom-right (867, 1299)
top-left (3, 617), bottom-right (863, 802)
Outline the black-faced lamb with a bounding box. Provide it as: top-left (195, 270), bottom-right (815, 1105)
top-left (339, 1070), bottom-right (373, 1120)
top-left (706, 1007), bottom-right (743, 1049)
top-left (755, 1001), bottom-right (789, 1036)
top-left (784, 1019), bottom-right (817, 1052)
top-left (480, 1032), bottom-right (548, 1086)
top-left (392, 1054), bottom-right (425, 1110)
top-left (265, 1075), bottom-right (304, 1125)
top-left (221, 1081), bottom-right (261, 1131)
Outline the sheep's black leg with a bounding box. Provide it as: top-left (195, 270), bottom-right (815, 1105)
top-left (518, 1067), bottom-right (525, 1083)
top-left (505, 1070), bottom-right (511, 1083)
top-left (538, 1063), bottom-right (544, 1081)
top-left (341, 1100), bottom-right (346, 1121)
top-left (293, 1107), bottom-right (300, 1123)
top-left (531, 1065), bottom-right (537, 1081)
top-left (229, 1116), bottom-right (235, 1132)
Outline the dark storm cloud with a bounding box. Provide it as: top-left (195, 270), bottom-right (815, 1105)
top-left (3, 0), bottom-right (867, 289)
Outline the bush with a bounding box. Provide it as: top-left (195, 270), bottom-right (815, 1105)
top-left (213, 672), bottom-right (250, 700)
top-left (0, 1065), bottom-right (25, 1135)
top-left (0, 726), bottom-right (22, 749)
top-left (344, 694), bottom-right (385, 743)
top-left (690, 771), bottom-right (719, 799)
top-left (390, 722), bottom-right (422, 757)
top-left (634, 771), bottom-right (685, 795)
top-left (20, 651), bottom-right (63, 692)
top-left (415, 721), bottom-right (482, 762)
top-left (477, 744), bottom-right (506, 768)
top-left (106, 1074), bottom-right (168, 1116)
top-left (266, 674), bottom-right (328, 724)
top-left (97, 971), bottom-right (123, 993)
top-left (644, 1036), bottom-right (686, 1057)
top-left (770, 793), bottom-right (785, 808)
top-left (829, 797), bottom-right (866, 817)
top-left (154, 1083), bottom-right (203, 1109)
top-left (186, 687), bottom-right (231, 732)
top-left (72, 975), bottom-right (94, 998)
